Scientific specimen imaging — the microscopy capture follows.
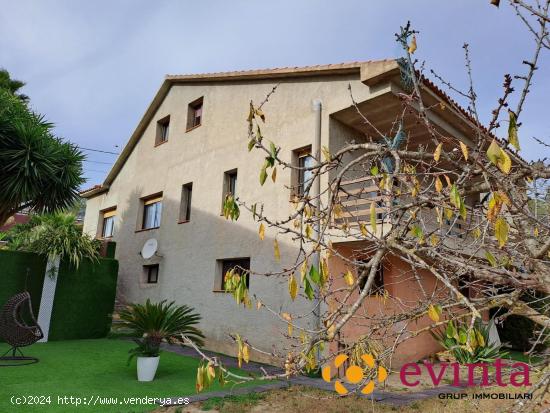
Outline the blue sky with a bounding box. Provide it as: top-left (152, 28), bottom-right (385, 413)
top-left (1, 0), bottom-right (548, 186)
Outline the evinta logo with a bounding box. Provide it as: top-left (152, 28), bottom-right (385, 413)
top-left (400, 359), bottom-right (531, 387)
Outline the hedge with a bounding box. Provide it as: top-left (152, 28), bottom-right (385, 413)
top-left (48, 257), bottom-right (119, 340)
top-left (0, 250), bottom-right (46, 318)
top-left (0, 249), bottom-right (118, 341)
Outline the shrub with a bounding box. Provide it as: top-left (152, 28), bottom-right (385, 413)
top-left (431, 320), bottom-right (508, 363)
top-left (117, 299), bottom-right (204, 362)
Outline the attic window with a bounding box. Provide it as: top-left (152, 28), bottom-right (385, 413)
top-left (187, 97), bottom-right (203, 131)
top-left (156, 115), bottom-right (170, 146)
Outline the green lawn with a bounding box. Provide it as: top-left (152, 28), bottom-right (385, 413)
top-left (504, 349), bottom-right (544, 364)
top-left (0, 339), bottom-right (259, 413)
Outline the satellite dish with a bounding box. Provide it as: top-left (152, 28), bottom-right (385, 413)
top-left (141, 238), bottom-right (158, 259)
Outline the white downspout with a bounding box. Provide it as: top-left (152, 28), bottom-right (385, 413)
top-left (312, 99), bottom-right (323, 357)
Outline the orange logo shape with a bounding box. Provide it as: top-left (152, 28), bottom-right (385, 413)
top-left (322, 353), bottom-right (387, 395)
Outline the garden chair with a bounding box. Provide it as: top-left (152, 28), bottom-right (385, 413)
top-left (0, 292), bottom-right (43, 366)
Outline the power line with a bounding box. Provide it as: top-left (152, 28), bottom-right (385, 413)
top-left (78, 146), bottom-right (120, 155)
top-left (84, 160), bottom-right (113, 165)
top-left (85, 168), bottom-right (110, 173)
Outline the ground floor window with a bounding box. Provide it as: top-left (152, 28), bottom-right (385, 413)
top-left (143, 264), bottom-right (159, 284)
top-left (218, 258), bottom-right (250, 291)
top-left (358, 262), bottom-right (384, 294)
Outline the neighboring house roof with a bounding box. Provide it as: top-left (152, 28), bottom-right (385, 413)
top-left (0, 212), bottom-right (30, 232)
top-left (80, 59), bottom-right (524, 199)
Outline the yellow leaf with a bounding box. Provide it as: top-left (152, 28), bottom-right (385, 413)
top-left (434, 143), bottom-right (442, 162)
top-left (271, 167), bottom-right (277, 183)
top-left (333, 204), bottom-right (344, 218)
top-left (430, 234), bottom-right (439, 246)
top-left (322, 145), bottom-right (331, 162)
top-left (486, 139), bottom-right (501, 164)
top-left (476, 330), bottom-right (486, 347)
top-left (370, 201), bottom-right (377, 233)
top-left (472, 227), bottom-right (481, 239)
top-left (494, 217), bottom-right (509, 248)
top-left (300, 259), bottom-right (308, 283)
top-left (282, 313), bottom-right (292, 336)
top-left (412, 180), bottom-right (419, 197)
top-left (485, 251), bottom-right (497, 267)
top-left (344, 270), bottom-right (355, 286)
top-left (327, 324), bottom-right (336, 340)
top-left (444, 175), bottom-right (452, 188)
top-left (207, 363), bottom-right (216, 380)
top-left (508, 109), bottom-right (520, 151)
top-left (359, 223), bottom-right (368, 236)
top-left (487, 198), bottom-right (498, 222)
top-left (487, 191), bottom-right (509, 222)
top-left (487, 139), bottom-right (512, 174)
top-left (534, 227), bottom-right (539, 237)
top-left (242, 344), bottom-right (250, 363)
top-left (196, 366), bottom-right (204, 392)
top-left (320, 258), bottom-right (329, 285)
top-left (459, 142), bottom-right (469, 160)
top-left (247, 102), bottom-right (255, 123)
top-left (254, 108), bottom-right (265, 122)
top-left (378, 175), bottom-right (387, 190)
top-left (408, 35), bottom-right (417, 54)
top-left (428, 304), bottom-right (441, 322)
top-left (499, 149), bottom-right (512, 174)
top-left (435, 176), bottom-right (443, 193)
top-left (305, 224), bottom-right (313, 239)
top-left (258, 223), bottom-right (265, 240)
top-left (288, 274), bottom-right (298, 300)
top-left (274, 238), bottom-right (281, 262)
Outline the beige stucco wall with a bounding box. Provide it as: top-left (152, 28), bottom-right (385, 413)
top-left (83, 74), bottom-right (373, 363)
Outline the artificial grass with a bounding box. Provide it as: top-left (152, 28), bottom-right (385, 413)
top-left (0, 339), bottom-right (261, 413)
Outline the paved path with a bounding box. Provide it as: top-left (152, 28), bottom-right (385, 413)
top-left (160, 342), bottom-right (466, 407)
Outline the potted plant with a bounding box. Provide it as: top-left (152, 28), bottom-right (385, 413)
top-left (117, 299), bottom-right (204, 382)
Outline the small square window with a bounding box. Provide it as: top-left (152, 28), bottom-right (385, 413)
top-left (141, 194), bottom-right (162, 230)
top-left (144, 264), bottom-right (159, 284)
top-left (100, 208), bottom-right (116, 238)
top-left (358, 262), bottom-right (384, 294)
top-left (218, 258), bottom-right (250, 291)
top-left (156, 115), bottom-right (170, 145)
top-left (187, 97), bottom-right (203, 131)
top-left (458, 276), bottom-right (470, 298)
top-left (179, 182), bottom-right (193, 222)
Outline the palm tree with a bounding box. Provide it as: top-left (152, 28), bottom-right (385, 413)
top-left (0, 68), bottom-right (29, 102)
top-left (0, 89), bottom-right (84, 226)
top-left (7, 212), bottom-right (100, 268)
top-left (117, 300), bottom-right (205, 361)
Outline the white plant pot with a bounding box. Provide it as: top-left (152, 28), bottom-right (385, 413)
top-left (137, 356), bottom-right (160, 382)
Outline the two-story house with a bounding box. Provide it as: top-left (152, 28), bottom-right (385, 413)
top-left (81, 60), bottom-right (483, 366)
